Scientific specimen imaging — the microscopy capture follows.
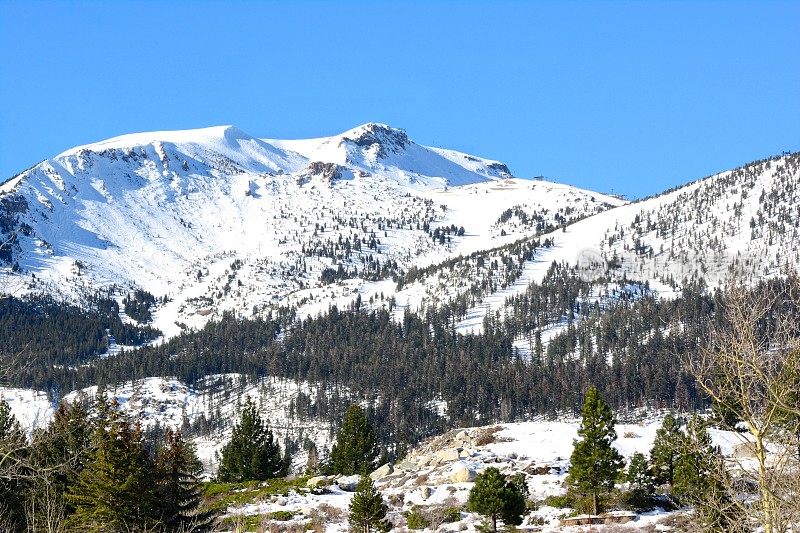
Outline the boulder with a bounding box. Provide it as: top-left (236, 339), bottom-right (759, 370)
top-left (306, 475), bottom-right (332, 489)
top-left (458, 448), bottom-right (473, 459)
top-left (420, 486), bottom-right (433, 500)
top-left (435, 448), bottom-right (461, 462)
top-left (397, 460), bottom-right (417, 471)
top-left (449, 466), bottom-right (477, 483)
top-left (336, 475), bottom-right (361, 492)
top-left (370, 463), bottom-right (394, 480)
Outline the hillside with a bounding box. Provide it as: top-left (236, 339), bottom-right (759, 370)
top-left (0, 123), bottom-right (620, 339)
top-left (1, 127), bottom-right (799, 533)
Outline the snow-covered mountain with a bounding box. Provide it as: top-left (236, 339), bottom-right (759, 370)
top-left (0, 123), bottom-right (621, 337)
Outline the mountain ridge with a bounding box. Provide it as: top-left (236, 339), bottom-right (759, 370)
top-left (1, 124), bottom-right (797, 344)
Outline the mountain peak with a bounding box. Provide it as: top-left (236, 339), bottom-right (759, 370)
top-left (339, 123), bottom-right (410, 156)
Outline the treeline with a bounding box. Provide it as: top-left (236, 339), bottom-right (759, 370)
top-left (0, 293), bottom-right (160, 379)
top-left (3, 275), bottom-right (720, 449)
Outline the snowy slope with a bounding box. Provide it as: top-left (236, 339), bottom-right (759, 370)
top-left (0, 123), bottom-right (619, 339)
top-left (415, 152), bottom-right (800, 335)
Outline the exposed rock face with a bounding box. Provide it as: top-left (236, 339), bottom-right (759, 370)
top-left (342, 123), bottom-right (410, 158)
top-left (299, 161), bottom-right (345, 183)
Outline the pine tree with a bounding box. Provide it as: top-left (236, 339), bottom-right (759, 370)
top-left (467, 467), bottom-right (526, 533)
top-left (217, 396), bottom-right (285, 482)
top-left (626, 452), bottom-right (654, 494)
top-left (0, 398), bottom-right (21, 440)
top-left (67, 393), bottom-right (160, 531)
top-left (0, 398), bottom-right (26, 530)
top-left (348, 475), bottom-right (391, 533)
top-left (673, 416), bottom-right (736, 529)
top-left (156, 429), bottom-right (215, 531)
top-left (649, 413), bottom-right (682, 487)
top-left (329, 404), bottom-right (378, 475)
top-left (566, 386), bottom-right (624, 515)
top-left (26, 398), bottom-right (93, 526)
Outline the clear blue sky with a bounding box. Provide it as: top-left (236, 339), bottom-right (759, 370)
top-left (1, 1), bottom-right (798, 198)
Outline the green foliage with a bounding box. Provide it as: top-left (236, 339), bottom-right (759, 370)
top-left (66, 392), bottom-right (160, 531)
top-left (123, 288), bottom-right (156, 323)
top-left (0, 398), bottom-right (21, 440)
top-left (217, 397), bottom-right (287, 482)
top-left (0, 398), bottom-right (26, 530)
top-left (5, 271), bottom-right (725, 451)
top-left (542, 494), bottom-right (574, 509)
top-left (566, 386), bottom-right (624, 515)
top-left (673, 416), bottom-right (738, 530)
top-left (348, 475), bottom-right (391, 533)
top-left (626, 452), bottom-right (654, 494)
top-left (0, 293), bottom-right (161, 378)
top-left (1, 393), bottom-right (213, 532)
top-left (330, 404), bottom-right (378, 476)
top-left (405, 506), bottom-right (428, 529)
top-left (617, 488), bottom-right (660, 512)
top-left (443, 506), bottom-right (462, 522)
top-left (156, 429), bottom-right (215, 531)
top-left (269, 510), bottom-right (294, 521)
top-left (201, 476), bottom-right (309, 515)
top-left (467, 467), bottom-right (526, 533)
top-left (650, 413), bottom-right (682, 487)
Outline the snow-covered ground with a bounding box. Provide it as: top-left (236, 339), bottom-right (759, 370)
top-left (215, 415), bottom-right (753, 532)
top-left (3, 124), bottom-right (794, 353)
top-left (1, 374), bottom-right (335, 474)
top-left (0, 123), bottom-right (621, 343)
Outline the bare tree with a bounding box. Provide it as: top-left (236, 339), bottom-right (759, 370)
top-left (689, 272), bottom-right (800, 533)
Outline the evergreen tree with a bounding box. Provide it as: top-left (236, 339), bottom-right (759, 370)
top-left (156, 429), bottom-right (215, 531)
top-left (0, 398), bottom-right (21, 440)
top-left (626, 452), bottom-right (654, 494)
top-left (566, 386), bottom-right (624, 515)
top-left (673, 416), bottom-right (736, 530)
top-left (348, 475), bottom-right (391, 533)
top-left (650, 413), bottom-right (682, 487)
top-left (329, 404), bottom-right (378, 475)
top-left (467, 467), bottom-right (526, 533)
top-left (0, 398), bottom-right (26, 531)
top-left (24, 398), bottom-right (93, 528)
top-left (67, 393), bottom-right (160, 531)
top-left (217, 396), bottom-right (285, 482)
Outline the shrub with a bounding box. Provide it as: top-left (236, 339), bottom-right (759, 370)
top-left (406, 506), bottom-right (428, 529)
top-left (269, 510), bottom-right (294, 521)
top-left (443, 507), bottom-right (462, 523)
top-left (542, 494), bottom-right (573, 509)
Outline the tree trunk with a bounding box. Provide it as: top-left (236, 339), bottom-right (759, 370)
top-left (592, 491), bottom-right (598, 516)
top-left (754, 431), bottom-right (777, 533)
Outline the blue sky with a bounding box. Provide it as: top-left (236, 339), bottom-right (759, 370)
top-left (1, 1), bottom-right (798, 198)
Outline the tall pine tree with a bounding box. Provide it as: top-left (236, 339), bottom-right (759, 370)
top-left (566, 386), bottom-right (624, 515)
top-left (330, 404), bottom-right (378, 475)
top-left (217, 396), bottom-right (285, 482)
top-left (673, 415), bottom-right (735, 531)
top-left (67, 393), bottom-right (160, 531)
top-left (156, 429), bottom-right (215, 531)
top-left (650, 413), bottom-right (682, 488)
top-left (0, 398), bottom-right (26, 530)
